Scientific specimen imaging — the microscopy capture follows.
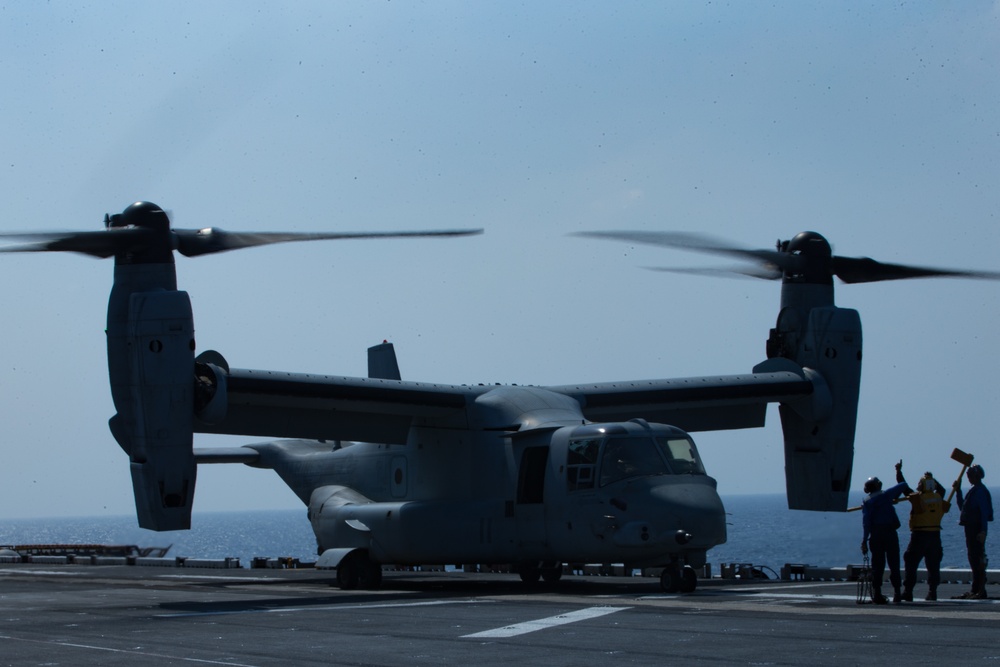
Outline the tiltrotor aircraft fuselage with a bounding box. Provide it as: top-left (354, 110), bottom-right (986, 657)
top-left (8, 202), bottom-right (995, 592)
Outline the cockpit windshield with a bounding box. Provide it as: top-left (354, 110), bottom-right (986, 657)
top-left (655, 436), bottom-right (706, 475)
top-left (599, 436), bottom-right (670, 486)
top-left (566, 431), bottom-right (706, 490)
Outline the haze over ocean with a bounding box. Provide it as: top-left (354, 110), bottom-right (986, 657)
top-left (1, 494), bottom-right (991, 576)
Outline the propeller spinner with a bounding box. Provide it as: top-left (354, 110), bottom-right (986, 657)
top-left (573, 230), bottom-right (1000, 285)
top-left (0, 201), bottom-right (483, 261)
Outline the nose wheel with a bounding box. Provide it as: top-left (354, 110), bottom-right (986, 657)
top-left (660, 564), bottom-right (698, 593)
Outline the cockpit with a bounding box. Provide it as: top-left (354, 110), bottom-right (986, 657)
top-left (564, 421), bottom-right (706, 491)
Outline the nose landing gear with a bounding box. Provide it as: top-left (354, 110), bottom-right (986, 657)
top-left (660, 564), bottom-right (698, 593)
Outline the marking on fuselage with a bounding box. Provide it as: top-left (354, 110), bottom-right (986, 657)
top-left (461, 606), bottom-right (630, 639)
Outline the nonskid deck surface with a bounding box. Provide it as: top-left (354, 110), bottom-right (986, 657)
top-left (1, 565), bottom-right (998, 665)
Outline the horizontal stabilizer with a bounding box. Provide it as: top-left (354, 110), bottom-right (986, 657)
top-left (193, 447), bottom-right (261, 464)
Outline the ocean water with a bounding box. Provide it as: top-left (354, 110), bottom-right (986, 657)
top-left (1, 494), bottom-right (993, 575)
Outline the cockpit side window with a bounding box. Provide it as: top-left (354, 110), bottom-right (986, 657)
top-left (655, 437), bottom-right (705, 475)
top-left (567, 438), bottom-right (600, 491)
top-left (599, 436), bottom-right (670, 486)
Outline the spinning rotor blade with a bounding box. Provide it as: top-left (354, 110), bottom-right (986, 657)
top-left (829, 256), bottom-right (1000, 284)
top-left (573, 231), bottom-right (800, 273)
top-left (576, 230), bottom-right (1000, 284)
top-left (0, 201), bottom-right (483, 259)
top-left (0, 228), bottom-right (153, 258)
top-left (643, 264), bottom-right (783, 281)
top-left (173, 227), bottom-right (482, 257)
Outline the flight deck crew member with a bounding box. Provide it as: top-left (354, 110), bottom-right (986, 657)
top-left (952, 464), bottom-right (994, 599)
top-left (861, 468), bottom-right (909, 604)
top-left (898, 469), bottom-right (949, 602)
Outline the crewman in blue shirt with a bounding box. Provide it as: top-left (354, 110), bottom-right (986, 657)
top-left (952, 464), bottom-right (994, 599)
top-left (861, 464), bottom-right (910, 604)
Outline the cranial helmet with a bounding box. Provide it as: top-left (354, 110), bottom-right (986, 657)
top-left (864, 477), bottom-right (882, 494)
top-left (919, 473), bottom-right (936, 492)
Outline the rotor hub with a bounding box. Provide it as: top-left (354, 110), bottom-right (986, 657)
top-left (107, 201), bottom-right (171, 233)
top-left (781, 231), bottom-right (833, 285)
top-left (784, 231), bottom-right (831, 258)
top-left (106, 201), bottom-right (175, 265)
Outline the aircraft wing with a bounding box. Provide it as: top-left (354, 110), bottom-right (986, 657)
top-left (195, 368), bottom-right (473, 444)
top-left (196, 359), bottom-right (819, 442)
top-left (548, 360), bottom-right (819, 432)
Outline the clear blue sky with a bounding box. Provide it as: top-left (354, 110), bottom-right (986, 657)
top-left (1, 2), bottom-right (997, 520)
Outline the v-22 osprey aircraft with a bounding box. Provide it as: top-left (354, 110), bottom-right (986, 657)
top-left (5, 203), bottom-right (997, 592)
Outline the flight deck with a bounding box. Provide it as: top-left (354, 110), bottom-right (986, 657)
top-left (1, 563), bottom-right (998, 665)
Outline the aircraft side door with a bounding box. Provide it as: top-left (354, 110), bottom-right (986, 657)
top-left (513, 445), bottom-right (549, 549)
top-left (549, 436), bottom-right (604, 556)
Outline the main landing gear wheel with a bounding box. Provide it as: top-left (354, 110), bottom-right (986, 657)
top-left (336, 551), bottom-right (383, 590)
top-left (517, 563), bottom-right (541, 584)
top-left (659, 565), bottom-right (680, 593)
top-left (660, 565), bottom-right (698, 593)
top-left (541, 564), bottom-right (563, 584)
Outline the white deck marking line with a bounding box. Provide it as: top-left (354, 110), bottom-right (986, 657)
top-left (642, 589), bottom-right (1000, 604)
top-left (157, 598), bottom-right (484, 618)
top-left (461, 606), bottom-right (630, 639)
top-left (0, 635), bottom-right (259, 667)
top-left (0, 569), bottom-right (87, 576)
top-left (746, 593), bottom-right (864, 602)
top-left (634, 584), bottom-right (1000, 606)
top-left (759, 592), bottom-right (999, 603)
top-left (156, 574), bottom-right (282, 583)
top-left (737, 581), bottom-right (848, 591)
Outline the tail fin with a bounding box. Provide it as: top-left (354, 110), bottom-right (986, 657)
top-left (368, 341), bottom-right (401, 380)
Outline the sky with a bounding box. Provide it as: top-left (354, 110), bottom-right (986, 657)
top-left (0, 1), bottom-right (998, 522)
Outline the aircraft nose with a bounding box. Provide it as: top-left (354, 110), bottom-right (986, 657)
top-left (609, 480), bottom-right (726, 549)
top-left (647, 481), bottom-right (727, 547)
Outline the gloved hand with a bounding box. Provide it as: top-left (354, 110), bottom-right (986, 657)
top-left (861, 540), bottom-right (868, 555)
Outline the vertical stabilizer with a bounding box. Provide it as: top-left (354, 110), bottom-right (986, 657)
top-left (368, 341), bottom-right (402, 380)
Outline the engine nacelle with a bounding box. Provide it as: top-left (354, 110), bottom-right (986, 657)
top-left (110, 289), bottom-right (197, 530)
top-left (768, 300), bottom-right (862, 511)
